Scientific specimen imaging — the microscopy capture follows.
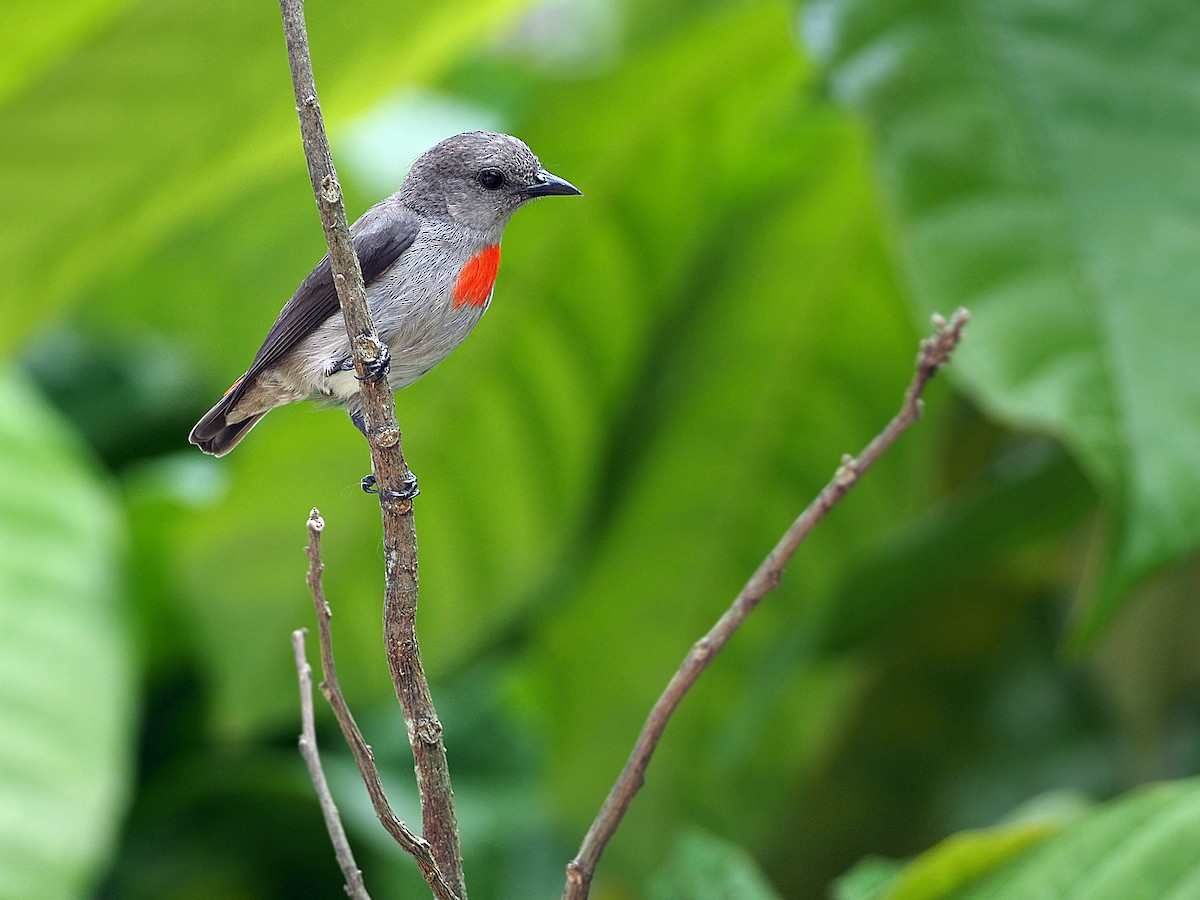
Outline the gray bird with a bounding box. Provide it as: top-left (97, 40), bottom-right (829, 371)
top-left (189, 131), bottom-right (580, 467)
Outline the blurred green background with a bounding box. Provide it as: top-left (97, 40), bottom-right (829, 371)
top-left (3, 0), bottom-right (1200, 897)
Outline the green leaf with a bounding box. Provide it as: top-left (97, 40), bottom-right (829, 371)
top-left (802, 0), bottom-right (1200, 645)
top-left (846, 779), bottom-right (1200, 900)
top-left (882, 820), bottom-right (1065, 900)
top-left (0, 367), bottom-right (134, 897)
top-left (962, 779), bottom-right (1200, 900)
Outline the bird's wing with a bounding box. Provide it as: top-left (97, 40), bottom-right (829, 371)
top-left (241, 200), bottom-right (420, 384)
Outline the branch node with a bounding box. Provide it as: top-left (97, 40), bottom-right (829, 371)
top-left (353, 333), bottom-right (383, 355)
top-left (834, 456), bottom-right (858, 487)
top-left (320, 174), bottom-right (341, 204)
top-left (373, 427), bottom-right (400, 449)
top-left (565, 862), bottom-right (587, 888)
top-left (415, 717), bottom-right (444, 745)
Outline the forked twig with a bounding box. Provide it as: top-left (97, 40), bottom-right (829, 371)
top-left (563, 310), bottom-right (971, 898)
top-left (302, 510), bottom-right (458, 900)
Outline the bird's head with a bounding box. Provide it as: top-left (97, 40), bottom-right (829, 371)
top-left (400, 131), bottom-right (581, 236)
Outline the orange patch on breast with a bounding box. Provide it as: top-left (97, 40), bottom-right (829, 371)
top-left (454, 244), bottom-right (501, 308)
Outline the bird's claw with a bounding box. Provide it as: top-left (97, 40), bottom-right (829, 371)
top-left (361, 470), bottom-right (420, 502)
top-left (356, 344), bottom-right (391, 383)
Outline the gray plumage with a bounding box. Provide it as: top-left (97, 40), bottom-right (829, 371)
top-left (190, 131), bottom-right (580, 456)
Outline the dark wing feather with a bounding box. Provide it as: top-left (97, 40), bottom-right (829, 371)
top-left (189, 200), bottom-right (419, 456)
top-left (239, 200), bottom-right (420, 392)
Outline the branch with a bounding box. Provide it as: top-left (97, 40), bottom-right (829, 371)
top-left (562, 309), bottom-right (971, 899)
top-left (278, 2), bottom-right (464, 895)
top-left (291, 628), bottom-right (370, 900)
top-left (303, 510), bottom-right (458, 900)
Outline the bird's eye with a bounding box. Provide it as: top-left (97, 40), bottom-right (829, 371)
top-left (478, 168), bottom-right (506, 190)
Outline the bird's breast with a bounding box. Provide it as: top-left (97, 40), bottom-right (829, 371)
top-left (359, 234), bottom-right (501, 391)
top-left (453, 244), bottom-right (501, 308)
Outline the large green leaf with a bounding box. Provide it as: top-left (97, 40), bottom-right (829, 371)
top-left (802, 0), bottom-right (1200, 644)
top-left (847, 821), bottom-right (1066, 900)
top-left (0, 368), bottom-right (134, 897)
top-left (837, 779), bottom-right (1200, 900)
top-left (0, 0), bottom-right (531, 360)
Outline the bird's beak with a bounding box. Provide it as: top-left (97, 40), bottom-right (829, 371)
top-left (525, 170), bottom-right (582, 198)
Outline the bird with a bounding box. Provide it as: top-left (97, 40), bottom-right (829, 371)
top-left (189, 131), bottom-right (580, 491)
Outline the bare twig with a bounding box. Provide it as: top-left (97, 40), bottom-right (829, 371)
top-left (291, 628), bottom-right (370, 900)
top-left (563, 309), bottom-right (971, 899)
top-left (278, 1), bottom-right (464, 894)
top-left (304, 510), bottom-right (458, 900)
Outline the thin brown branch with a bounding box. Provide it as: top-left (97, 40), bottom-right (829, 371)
top-left (562, 309), bottom-right (971, 899)
top-left (278, 1), bottom-right (464, 894)
top-left (304, 510), bottom-right (459, 900)
top-left (291, 628), bottom-right (370, 900)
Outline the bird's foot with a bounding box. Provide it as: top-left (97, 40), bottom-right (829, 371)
top-left (356, 344), bottom-right (391, 383)
top-left (361, 469), bottom-right (419, 502)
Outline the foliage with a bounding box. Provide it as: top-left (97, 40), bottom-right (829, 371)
top-left (1, 0), bottom-right (1199, 897)
top-left (0, 369), bottom-right (133, 898)
top-left (803, 0), bottom-right (1200, 648)
top-left (835, 781), bottom-right (1200, 900)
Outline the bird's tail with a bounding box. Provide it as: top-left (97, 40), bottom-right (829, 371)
top-left (189, 378), bottom-right (265, 457)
